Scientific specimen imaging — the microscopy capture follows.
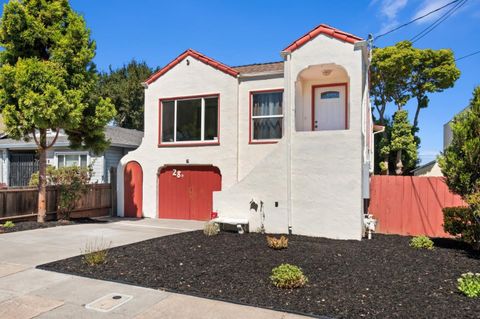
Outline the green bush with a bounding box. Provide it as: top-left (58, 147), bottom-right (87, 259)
top-left (270, 263), bottom-right (308, 289)
top-left (443, 206), bottom-right (480, 248)
top-left (1, 221), bottom-right (15, 228)
top-left (30, 164), bottom-right (93, 220)
top-left (203, 222), bottom-right (220, 236)
top-left (458, 272), bottom-right (480, 298)
top-left (409, 235), bottom-right (434, 250)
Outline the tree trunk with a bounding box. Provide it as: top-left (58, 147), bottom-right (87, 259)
top-left (37, 130), bottom-right (47, 223)
top-left (413, 103), bottom-right (421, 133)
top-left (395, 150), bottom-right (404, 175)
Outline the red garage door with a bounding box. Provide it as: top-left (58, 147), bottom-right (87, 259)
top-left (158, 166), bottom-right (221, 221)
top-left (124, 161), bottom-right (143, 218)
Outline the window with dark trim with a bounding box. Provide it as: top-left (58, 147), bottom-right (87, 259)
top-left (251, 91), bottom-right (283, 142)
top-left (160, 95), bottom-right (219, 144)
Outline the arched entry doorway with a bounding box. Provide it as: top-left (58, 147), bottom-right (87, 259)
top-left (124, 161), bottom-right (143, 218)
top-left (158, 165), bottom-right (221, 221)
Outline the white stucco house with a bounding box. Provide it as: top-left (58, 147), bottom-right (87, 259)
top-left (118, 24), bottom-right (374, 240)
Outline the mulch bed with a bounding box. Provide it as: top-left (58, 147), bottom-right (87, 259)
top-left (38, 231), bottom-right (480, 318)
top-left (0, 217), bottom-right (106, 234)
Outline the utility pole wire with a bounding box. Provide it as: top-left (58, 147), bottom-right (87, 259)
top-left (374, 0), bottom-right (461, 40)
top-left (411, 0), bottom-right (468, 43)
top-left (455, 49), bottom-right (480, 61)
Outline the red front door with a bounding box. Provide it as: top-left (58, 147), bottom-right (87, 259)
top-left (158, 166), bottom-right (221, 220)
top-left (124, 161), bottom-right (143, 218)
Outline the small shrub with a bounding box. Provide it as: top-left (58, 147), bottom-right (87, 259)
top-left (409, 235), bottom-right (434, 250)
top-left (443, 206), bottom-right (480, 249)
top-left (266, 235), bottom-right (288, 250)
top-left (82, 238), bottom-right (111, 266)
top-left (458, 272), bottom-right (480, 298)
top-left (2, 221), bottom-right (15, 228)
top-left (203, 222), bottom-right (220, 236)
top-left (270, 263), bottom-right (308, 289)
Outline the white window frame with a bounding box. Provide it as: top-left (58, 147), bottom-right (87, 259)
top-left (250, 90), bottom-right (284, 143)
top-left (160, 95), bottom-right (219, 145)
top-left (54, 151), bottom-right (90, 169)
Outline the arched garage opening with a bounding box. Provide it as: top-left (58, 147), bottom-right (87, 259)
top-left (124, 161), bottom-right (143, 218)
top-left (158, 165), bottom-right (221, 221)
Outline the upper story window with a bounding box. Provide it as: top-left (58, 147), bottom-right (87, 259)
top-left (250, 90), bottom-right (283, 143)
top-left (57, 153), bottom-right (88, 168)
top-left (160, 94), bottom-right (219, 145)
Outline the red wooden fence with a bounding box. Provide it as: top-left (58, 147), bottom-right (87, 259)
top-left (369, 176), bottom-right (466, 237)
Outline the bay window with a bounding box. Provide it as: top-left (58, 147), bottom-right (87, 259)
top-left (160, 95), bottom-right (219, 145)
top-left (250, 90), bottom-right (283, 143)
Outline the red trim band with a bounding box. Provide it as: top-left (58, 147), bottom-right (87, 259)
top-left (145, 49), bottom-right (238, 85)
top-left (158, 93), bottom-right (221, 147)
top-left (283, 24), bottom-right (362, 53)
top-left (311, 83), bottom-right (349, 131)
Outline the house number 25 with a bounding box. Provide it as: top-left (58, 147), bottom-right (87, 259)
top-left (172, 169), bottom-right (184, 179)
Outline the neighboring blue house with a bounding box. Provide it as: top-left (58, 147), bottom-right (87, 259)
top-left (0, 126), bottom-right (143, 186)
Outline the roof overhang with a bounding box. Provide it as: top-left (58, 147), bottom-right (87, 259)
top-left (282, 24), bottom-right (363, 53)
top-left (144, 49), bottom-right (239, 85)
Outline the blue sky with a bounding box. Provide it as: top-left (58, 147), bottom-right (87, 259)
top-left (1, 0), bottom-right (480, 163)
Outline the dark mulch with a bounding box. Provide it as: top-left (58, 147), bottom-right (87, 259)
top-left (38, 231), bottom-right (480, 318)
top-left (0, 217), bottom-right (107, 234)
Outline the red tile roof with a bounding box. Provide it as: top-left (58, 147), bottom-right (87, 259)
top-left (145, 49), bottom-right (239, 85)
top-left (232, 61), bottom-right (284, 74)
top-left (283, 24), bottom-right (363, 53)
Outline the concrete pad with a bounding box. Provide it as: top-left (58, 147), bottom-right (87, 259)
top-left (0, 294), bottom-right (63, 319)
top-left (0, 269), bottom-right (70, 294)
top-left (85, 293), bottom-right (132, 312)
top-left (0, 289), bottom-right (14, 303)
top-left (0, 262), bottom-right (29, 278)
top-left (134, 294), bottom-right (218, 319)
top-left (32, 275), bottom-right (169, 309)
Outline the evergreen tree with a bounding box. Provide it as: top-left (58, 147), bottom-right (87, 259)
top-left (0, 0), bottom-right (116, 222)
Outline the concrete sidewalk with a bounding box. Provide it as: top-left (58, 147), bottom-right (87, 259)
top-left (0, 218), bottom-right (308, 319)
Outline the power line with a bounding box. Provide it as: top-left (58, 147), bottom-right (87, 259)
top-left (456, 49), bottom-right (480, 61)
top-left (374, 0), bottom-right (461, 40)
top-left (410, 0), bottom-right (468, 43)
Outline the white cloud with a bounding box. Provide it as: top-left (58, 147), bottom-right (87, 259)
top-left (372, 0), bottom-right (409, 33)
top-left (412, 0), bottom-right (453, 24)
top-left (412, 0), bottom-right (473, 24)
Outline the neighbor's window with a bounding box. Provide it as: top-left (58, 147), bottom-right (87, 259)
top-left (251, 91), bottom-right (283, 141)
top-left (161, 95), bottom-right (219, 144)
top-left (57, 154), bottom-right (88, 168)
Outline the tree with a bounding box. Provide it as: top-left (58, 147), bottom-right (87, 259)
top-left (409, 45), bottom-right (460, 133)
top-left (370, 41), bottom-right (459, 174)
top-left (439, 86), bottom-right (480, 202)
top-left (371, 42), bottom-right (412, 174)
top-left (390, 110), bottom-right (417, 175)
top-left (98, 60), bottom-right (154, 130)
top-left (439, 87), bottom-right (480, 248)
top-left (0, 0), bottom-right (115, 223)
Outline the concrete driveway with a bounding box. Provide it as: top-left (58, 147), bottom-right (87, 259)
top-left (0, 218), bottom-right (308, 319)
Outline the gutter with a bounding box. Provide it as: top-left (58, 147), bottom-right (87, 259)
top-left (238, 71), bottom-right (284, 79)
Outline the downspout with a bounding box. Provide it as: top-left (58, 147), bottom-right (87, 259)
top-left (282, 51), bottom-right (293, 234)
top-left (236, 75), bottom-right (240, 182)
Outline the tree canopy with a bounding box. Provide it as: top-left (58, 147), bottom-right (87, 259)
top-left (439, 86), bottom-right (480, 200)
top-left (370, 40), bottom-right (459, 175)
top-left (97, 60), bottom-right (154, 131)
top-left (0, 0), bottom-right (116, 222)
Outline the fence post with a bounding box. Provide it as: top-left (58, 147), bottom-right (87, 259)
top-left (110, 167), bottom-right (117, 217)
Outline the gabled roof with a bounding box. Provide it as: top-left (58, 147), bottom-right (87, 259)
top-left (145, 49), bottom-right (239, 85)
top-left (232, 61), bottom-right (284, 75)
top-left (0, 126), bottom-right (143, 149)
top-left (282, 24), bottom-right (363, 53)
